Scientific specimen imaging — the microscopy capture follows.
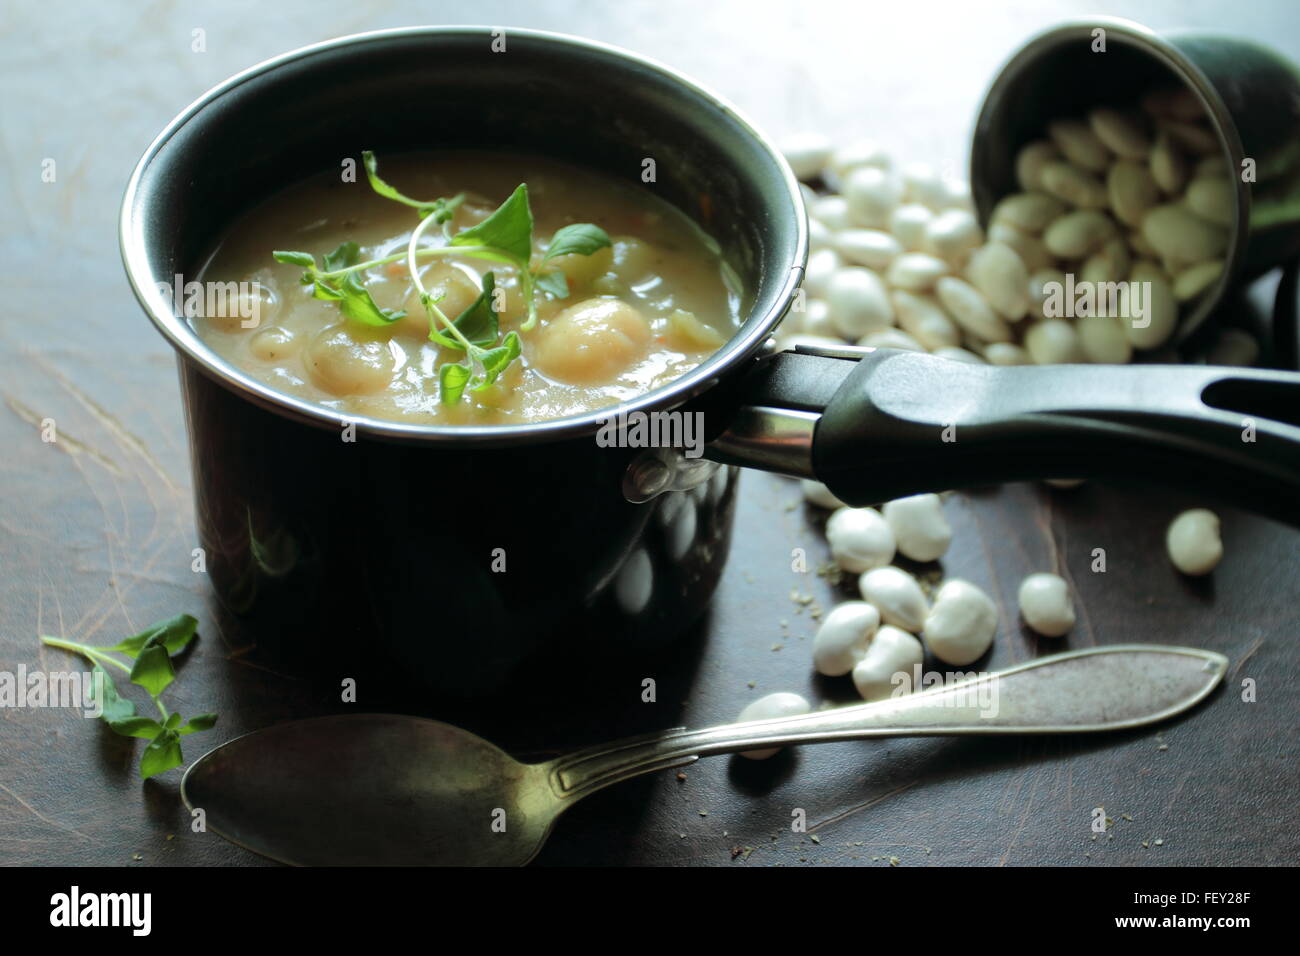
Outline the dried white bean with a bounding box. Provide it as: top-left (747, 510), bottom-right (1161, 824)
top-left (984, 342), bottom-right (1031, 365)
top-left (826, 506), bottom-right (896, 573)
top-left (1126, 263), bottom-right (1179, 350)
top-left (797, 298), bottom-right (837, 337)
top-left (923, 579), bottom-right (998, 666)
top-left (1077, 314), bottom-right (1133, 364)
top-left (859, 566), bottom-right (930, 632)
top-left (889, 203), bottom-right (934, 251)
top-left (1142, 204), bottom-right (1228, 265)
top-left (827, 140), bottom-right (892, 183)
top-left (812, 601), bottom-right (879, 676)
top-left (836, 229), bottom-right (902, 269)
top-left (925, 209), bottom-right (983, 264)
top-left (1025, 319), bottom-right (1084, 364)
top-left (808, 216), bottom-right (834, 252)
top-left (801, 478), bottom-right (847, 510)
top-left (736, 692), bottom-right (812, 759)
top-left (781, 132), bottom-right (834, 181)
top-left (852, 626), bottom-right (924, 701)
top-left (1185, 176), bottom-right (1235, 227)
top-left (882, 493), bottom-right (951, 562)
top-left (934, 346), bottom-right (986, 364)
top-left (991, 192), bottom-right (1065, 234)
top-left (1088, 107), bottom-right (1152, 159)
top-left (859, 327), bottom-right (923, 351)
top-left (1043, 209), bottom-right (1118, 259)
top-left (1048, 118), bottom-right (1112, 172)
top-left (812, 194), bottom-right (852, 231)
top-left (984, 224), bottom-right (1048, 274)
top-left (886, 252), bottom-right (949, 291)
top-left (804, 247), bottom-right (843, 298)
top-left (967, 242), bottom-right (1030, 321)
top-left (1081, 237), bottom-right (1132, 284)
top-left (1166, 508), bottom-right (1223, 575)
top-left (1015, 140), bottom-right (1062, 192)
top-left (1017, 573), bottom-right (1076, 637)
top-left (891, 290), bottom-right (961, 350)
top-left (1150, 132), bottom-right (1188, 194)
top-left (1040, 160), bottom-right (1109, 208)
top-left (826, 267), bottom-right (894, 337)
top-left (1028, 268), bottom-right (1067, 311)
top-left (1107, 160), bottom-right (1161, 227)
top-left (845, 166), bottom-right (903, 228)
top-left (1173, 260), bottom-right (1224, 302)
top-left (939, 178), bottom-right (973, 210)
top-left (901, 162), bottom-right (948, 209)
top-left (935, 276), bottom-right (1011, 342)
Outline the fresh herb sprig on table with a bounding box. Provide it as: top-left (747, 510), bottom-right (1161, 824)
top-left (41, 614), bottom-right (217, 780)
top-left (273, 151), bottom-right (613, 403)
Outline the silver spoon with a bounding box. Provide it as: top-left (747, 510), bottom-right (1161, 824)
top-left (181, 644), bottom-right (1225, 866)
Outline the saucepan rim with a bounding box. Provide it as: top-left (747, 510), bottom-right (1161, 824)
top-left (119, 24), bottom-right (808, 448)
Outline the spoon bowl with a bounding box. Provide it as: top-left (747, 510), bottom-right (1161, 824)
top-left (183, 714), bottom-right (558, 866)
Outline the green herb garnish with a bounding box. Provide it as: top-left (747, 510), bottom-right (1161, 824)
top-left (272, 150), bottom-right (612, 403)
top-left (41, 614), bottom-right (217, 780)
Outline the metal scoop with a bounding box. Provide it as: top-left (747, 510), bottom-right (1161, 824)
top-left (181, 644), bottom-right (1226, 866)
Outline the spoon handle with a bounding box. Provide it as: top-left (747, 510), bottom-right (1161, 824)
top-left (547, 644), bottom-right (1227, 799)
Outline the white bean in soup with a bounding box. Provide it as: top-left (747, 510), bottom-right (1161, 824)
top-left (194, 152), bottom-right (742, 425)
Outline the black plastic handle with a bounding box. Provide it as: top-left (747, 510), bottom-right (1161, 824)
top-left (810, 349), bottom-right (1300, 524)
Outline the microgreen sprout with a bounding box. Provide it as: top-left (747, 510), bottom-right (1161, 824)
top-left (41, 614), bottom-right (217, 780)
top-left (272, 151), bottom-right (612, 403)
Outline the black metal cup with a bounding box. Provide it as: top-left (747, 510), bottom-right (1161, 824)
top-left (970, 16), bottom-right (1300, 352)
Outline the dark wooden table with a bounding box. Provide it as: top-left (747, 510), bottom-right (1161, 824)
top-left (1, 0), bottom-right (1296, 867)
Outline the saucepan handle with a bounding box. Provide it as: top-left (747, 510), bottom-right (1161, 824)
top-left (706, 347), bottom-right (1300, 525)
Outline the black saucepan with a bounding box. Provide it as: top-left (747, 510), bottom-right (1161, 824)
top-left (121, 27), bottom-right (1300, 695)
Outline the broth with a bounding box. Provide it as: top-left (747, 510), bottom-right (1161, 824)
top-left (194, 152), bottom-right (742, 425)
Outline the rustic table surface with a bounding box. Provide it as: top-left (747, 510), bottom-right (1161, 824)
top-left (1, 0), bottom-right (1296, 867)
